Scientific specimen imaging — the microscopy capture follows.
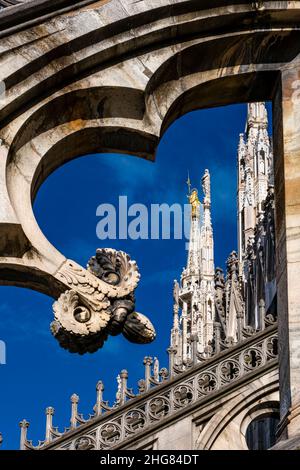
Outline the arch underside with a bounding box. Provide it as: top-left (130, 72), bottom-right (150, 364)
top-left (0, 0), bottom-right (299, 298)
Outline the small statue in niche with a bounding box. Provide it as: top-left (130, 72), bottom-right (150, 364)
top-left (173, 279), bottom-right (180, 306)
top-left (259, 156), bottom-right (265, 175)
top-left (201, 169), bottom-right (211, 201)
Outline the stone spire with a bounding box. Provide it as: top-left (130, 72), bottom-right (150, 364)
top-left (168, 104), bottom-right (274, 373)
top-left (246, 102), bottom-right (268, 131)
top-left (237, 102), bottom-right (275, 329)
top-left (200, 170), bottom-right (215, 346)
top-left (170, 279), bottom-right (181, 361)
top-left (170, 170), bottom-right (215, 370)
top-left (186, 187), bottom-right (201, 275)
top-left (201, 170), bottom-right (214, 277)
top-left (238, 102), bottom-right (273, 267)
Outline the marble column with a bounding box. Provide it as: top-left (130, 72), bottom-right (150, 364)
top-left (273, 58), bottom-right (300, 439)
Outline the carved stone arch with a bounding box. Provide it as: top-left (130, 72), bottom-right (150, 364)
top-left (145, 28), bottom-right (300, 138)
top-left (5, 121), bottom-right (156, 294)
top-left (3, 25), bottom-right (300, 292)
top-left (9, 86), bottom-right (147, 157)
top-left (1, 77), bottom-right (158, 352)
top-left (1, 2), bottom-right (300, 128)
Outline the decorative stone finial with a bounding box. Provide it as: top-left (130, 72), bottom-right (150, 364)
top-left (45, 407), bottom-right (55, 443)
top-left (202, 169), bottom-right (211, 203)
top-left (71, 394), bottom-right (79, 404)
top-left (96, 380), bottom-right (104, 392)
top-left (19, 420), bottom-right (30, 450)
top-left (19, 419), bottom-right (29, 429)
top-left (70, 394), bottom-right (80, 428)
top-left (94, 381), bottom-right (105, 416)
top-left (45, 407), bottom-right (55, 416)
top-left (143, 356), bottom-right (153, 366)
top-left (120, 369), bottom-right (128, 379)
top-left (215, 267), bottom-right (225, 289)
top-left (226, 251), bottom-right (239, 277)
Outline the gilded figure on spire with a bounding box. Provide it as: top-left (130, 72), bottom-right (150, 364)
top-left (189, 189), bottom-right (200, 218)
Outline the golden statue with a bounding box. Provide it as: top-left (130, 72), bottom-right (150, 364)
top-left (189, 189), bottom-right (200, 217)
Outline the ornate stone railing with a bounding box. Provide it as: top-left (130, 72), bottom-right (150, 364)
top-left (19, 325), bottom-right (278, 450)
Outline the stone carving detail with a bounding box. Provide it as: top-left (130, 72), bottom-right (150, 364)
top-left (219, 359), bottom-right (241, 382)
top-left (51, 249), bottom-right (155, 353)
top-left (123, 311), bottom-right (156, 344)
top-left (243, 348), bottom-right (263, 370)
top-left (266, 336), bottom-right (278, 359)
top-left (202, 168), bottom-right (211, 202)
top-left (173, 384), bottom-right (194, 407)
top-left (87, 249), bottom-right (140, 297)
top-left (149, 396), bottom-right (170, 420)
top-left (51, 290), bottom-right (109, 354)
top-left (243, 187), bottom-right (277, 330)
top-left (100, 422), bottom-right (122, 446)
top-left (107, 300), bottom-right (135, 336)
top-left (124, 410), bottom-right (146, 432)
top-left (74, 436), bottom-right (95, 450)
top-left (198, 372), bottom-right (218, 394)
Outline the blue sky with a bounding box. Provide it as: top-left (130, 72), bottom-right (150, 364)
top-left (0, 103), bottom-right (271, 449)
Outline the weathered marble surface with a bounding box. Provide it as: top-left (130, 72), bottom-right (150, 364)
top-left (271, 433), bottom-right (300, 450)
top-left (273, 58), bottom-right (300, 440)
top-left (0, 0), bottom-right (300, 440)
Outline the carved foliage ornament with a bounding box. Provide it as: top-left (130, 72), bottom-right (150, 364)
top-left (74, 436), bottom-right (95, 451)
top-left (198, 372), bottom-right (218, 394)
top-left (51, 249), bottom-right (156, 354)
top-left (124, 409), bottom-right (146, 432)
top-left (100, 422), bottom-right (121, 446)
top-left (149, 396), bottom-right (170, 420)
top-left (173, 384), bottom-right (194, 407)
